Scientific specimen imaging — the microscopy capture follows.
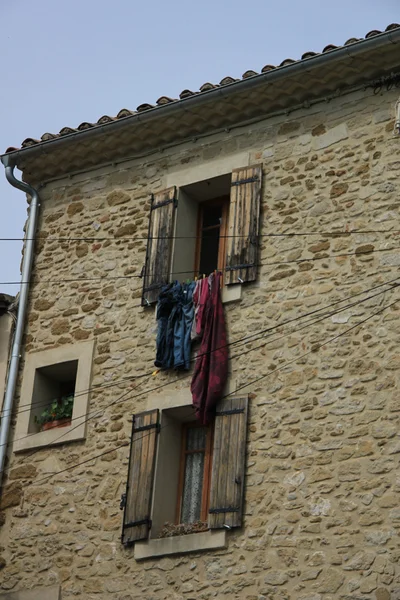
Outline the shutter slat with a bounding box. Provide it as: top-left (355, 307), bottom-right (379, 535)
top-left (142, 188), bottom-right (176, 305)
top-left (208, 397), bottom-right (248, 529)
top-left (225, 165), bottom-right (262, 285)
top-left (122, 409), bottom-right (159, 544)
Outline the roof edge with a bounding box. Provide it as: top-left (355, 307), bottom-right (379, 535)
top-left (3, 26), bottom-right (400, 168)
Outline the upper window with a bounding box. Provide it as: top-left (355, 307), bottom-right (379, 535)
top-left (195, 198), bottom-right (229, 279)
top-left (141, 165), bottom-right (262, 306)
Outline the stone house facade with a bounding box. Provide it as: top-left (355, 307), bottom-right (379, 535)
top-left (0, 24), bottom-right (400, 600)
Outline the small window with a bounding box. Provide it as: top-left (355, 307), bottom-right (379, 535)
top-left (29, 360), bottom-right (78, 433)
top-left (15, 340), bottom-right (95, 452)
top-left (195, 198), bottom-right (229, 279)
top-left (177, 423), bottom-right (213, 524)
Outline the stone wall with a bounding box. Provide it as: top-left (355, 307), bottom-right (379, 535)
top-left (1, 85), bottom-right (400, 599)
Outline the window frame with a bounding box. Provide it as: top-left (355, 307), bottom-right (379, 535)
top-left (194, 196), bottom-right (229, 280)
top-left (176, 421), bottom-right (214, 524)
top-left (14, 340), bottom-right (95, 452)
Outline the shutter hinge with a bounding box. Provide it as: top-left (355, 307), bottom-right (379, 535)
top-left (225, 263), bottom-right (256, 272)
top-left (215, 408), bottom-right (245, 416)
top-left (209, 507), bottom-right (240, 514)
top-left (133, 422), bottom-right (161, 433)
top-left (143, 281), bottom-right (166, 293)
top-left (123, 518), bottom-right (152, 529)
top-left (151, 197), bottom-right (178, 210)
top-left (120, 493), bottom-right (126, 510)
top-left (231, 176), bottom-right (259, 186)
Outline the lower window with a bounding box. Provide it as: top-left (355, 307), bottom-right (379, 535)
top-left (177, 423), bottom-right (213, 524)
top-left (121, 397), bottom-right (249, 546)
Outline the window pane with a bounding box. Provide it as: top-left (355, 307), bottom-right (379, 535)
top-left (186, 426), bottom-right (207, 451)
top-left (181, 451), bottom-right (205, 523)
top-left (199, 228), bottom-right (220, 276)
top-left (202, 205), bottom-right (222, 229)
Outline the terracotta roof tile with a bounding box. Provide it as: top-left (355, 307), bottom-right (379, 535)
top-left (136, 103), bottom-right (155, 112)
top-left (365, 29), bottom-right (382, 38)
top-left (219, 76), bottom-right (239, 85)
top-left (322, 44), bottom-right (338, 52)
top-left (77, 122), bottom-right (94, 130)
top-left (12, 23), bottom-right (400, 152)
top-left (116, 109), bottom-right (135, 119)
top-left (179, 89), bottom-right (196, 99)
top-left (40, 132), bottom-right (58, 141)
top-left (59, 127), bottom-right (77, 136)
top-left (344, 37), bottom-right (360, 45)
top-left (200, 82), bottom-right (219, 92)
top-left (261, 64), bottom-right (276, 73)
top-left (301, 51), bottom-right (318, 59)
top-left (97, 115), bottom-right (116, 124)
top-left (156, 96), bottom-right (175, 105)
top-left (242, 70), bottom-right (258, 79)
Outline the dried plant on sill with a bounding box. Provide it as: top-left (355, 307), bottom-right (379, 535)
top-left (158, 520), bottom-right (209, 538)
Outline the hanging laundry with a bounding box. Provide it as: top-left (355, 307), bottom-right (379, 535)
top-left (154, 281), bottom-right (196, 370)
top-left (191, 272), bottom-right (228, 424)
top-left (191, 277), bottom-right (210, 341)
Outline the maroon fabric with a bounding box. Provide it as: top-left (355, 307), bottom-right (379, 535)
top-left (191, 272), bottom-right (228, 424)
top-left (193, 277), bottom-right (209, 338)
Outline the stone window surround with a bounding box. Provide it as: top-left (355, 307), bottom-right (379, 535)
top-left (14, 340), bottom-right (95, 453)
top-left (165, 151), bottom-right (253, 304)
top-left (134, 380), bottom-right (236, 560)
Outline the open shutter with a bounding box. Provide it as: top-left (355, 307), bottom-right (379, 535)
top-left (121, 409), bottom-right (159, 544)
top-left (225, 165), bottom-right (262, 284)
top-left (208, 396), bottom-right (248, 529)
top-left (142, 187), bottom-right (177, 305)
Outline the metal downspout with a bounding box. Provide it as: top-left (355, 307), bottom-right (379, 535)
top-left (0, 156), bottom-right (40, 487)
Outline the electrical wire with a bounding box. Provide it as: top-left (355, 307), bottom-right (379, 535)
top-left (3, 276), bottom-right (397, 478)
top-left (31, 293), bottom-right (399, 486)
top-left (1, 245), bottom-right (399, 287)
top-left (3, 273), bottom-right (400, 420)
top-left (1, 228), bottom-right (400, 243)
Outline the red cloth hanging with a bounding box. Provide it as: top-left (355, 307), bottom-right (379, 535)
top-left (191, 272), bottom-right (228, 424)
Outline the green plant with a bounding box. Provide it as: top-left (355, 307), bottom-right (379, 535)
top-left (34, 394), bottom-right (74, 427)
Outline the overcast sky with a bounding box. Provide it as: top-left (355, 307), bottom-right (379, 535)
top-left (0, 0), bottom-right (399, 295)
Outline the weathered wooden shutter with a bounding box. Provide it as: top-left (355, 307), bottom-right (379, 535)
top-left (142, 187), bottom-right (177, 305)
top-left (225, 165), bottom-right (262, 284)
top-left (208, 396), bottom-right (248, 529)
top-left (121, 409), bottom-right (159, 544)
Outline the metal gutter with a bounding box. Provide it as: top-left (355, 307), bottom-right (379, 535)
top-left (0, 157), bottom-right (40, 487)
top-left (2, 26), bottom-right (400, 167)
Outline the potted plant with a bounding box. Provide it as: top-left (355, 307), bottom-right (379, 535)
top-left (35, 394), bottom-right (74, 431)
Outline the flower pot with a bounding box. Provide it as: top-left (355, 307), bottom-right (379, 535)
top-left (41, 418), bottom-right (71, 431)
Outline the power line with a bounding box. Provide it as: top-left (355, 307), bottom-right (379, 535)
top-left (4, 273), bottom-right (399, 421)
top-left (1, 228), bottom-right (400, 243)
top-left (2, 245), bottom-right (399, 287)
top-left (31, 294), bottom-right (398, 486)
top-left (2, 276), bottom-right (397, 471)
top-left (4, 273), bottom-right (400, 421)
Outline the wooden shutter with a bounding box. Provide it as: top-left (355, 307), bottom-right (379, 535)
top-left (142, 187), bottom-right (177, 305)
top-left (225, 165), bottom-right (262, 284)
top-left (208, 396), bottom-right (248, 529)
top-left (121, 409), bottom-right (159, 544)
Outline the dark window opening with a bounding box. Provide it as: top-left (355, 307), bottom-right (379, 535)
top-left (195, 197), bottom-right (229, 279)
top-left (28, 360), bottom-right (78, 433)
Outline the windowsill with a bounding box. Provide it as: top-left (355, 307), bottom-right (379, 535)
top-left (221, 284), bottom-right (242, 303)
top-left (134, 530), bottom-right (227, 560)
top-left (14, 420), bottom-right (87, 453)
